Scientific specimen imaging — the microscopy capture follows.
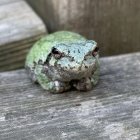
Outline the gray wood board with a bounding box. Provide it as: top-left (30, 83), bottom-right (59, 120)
top-left (0, 53), bottom-right (140, 140)
top-left (27, 0), bottom-right (140, 56)
top-left (0, 0), bottom-right (23, 5)
top-left (0, 0), bottom-right (46, 46)
top-left (0, 0), bottom-right (47, 71)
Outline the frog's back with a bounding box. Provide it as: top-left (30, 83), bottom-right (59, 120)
top-left (25, 31), bottom-right (86, 68)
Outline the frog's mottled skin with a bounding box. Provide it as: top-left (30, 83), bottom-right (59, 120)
top-left (25, 31), bottom-right (99, 93)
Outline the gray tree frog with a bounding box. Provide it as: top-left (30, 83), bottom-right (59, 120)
top-left (25, 31), bottom-right (99, 93)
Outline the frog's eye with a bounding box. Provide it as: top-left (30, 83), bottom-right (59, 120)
top-left (92, 46), bottom-right (99, 57)
top-left (52, 48), bottom-right (62, 59)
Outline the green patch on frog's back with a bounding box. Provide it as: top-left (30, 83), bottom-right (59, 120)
top-left (25, 31), bottom-right (86, 68)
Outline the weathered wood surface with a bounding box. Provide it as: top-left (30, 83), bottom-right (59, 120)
top-left (27, 0), bottom-right (140, 56)
top-left (0, 0), bottom-right (47, 72)
top-left (0, 53), bottom-right (140, 140)
top-left (0, 0), bottom-right (23, 5)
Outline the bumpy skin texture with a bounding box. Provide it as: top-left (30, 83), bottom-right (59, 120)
top-left (25, 31), bottom-right (100, 93)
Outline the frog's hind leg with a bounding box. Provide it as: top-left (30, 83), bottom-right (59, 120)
top-left (34, 65), bottom-right (71, 93)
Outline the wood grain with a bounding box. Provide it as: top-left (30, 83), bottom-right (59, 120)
top-left (27, 0), bottom-right (140, 56)
top-left (0, 0), bottom-right (47, 71)
top-left (0, 53), bottom-right (140, 140)
top-left (0, 0), bottom-right (22, 5)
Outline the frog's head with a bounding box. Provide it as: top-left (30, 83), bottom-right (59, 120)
top-left (45, 40), bottom-right (99, 81)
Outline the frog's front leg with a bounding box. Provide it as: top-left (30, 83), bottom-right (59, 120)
top-left (42, 81), bottom-right (71, 93)
top-left (73, 69), bottom-right (99, 91)
top-left (73, 77), bottom-right (92, 91)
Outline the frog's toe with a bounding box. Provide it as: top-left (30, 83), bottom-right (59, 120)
top-left (50, 81), bottom-right (71, 93)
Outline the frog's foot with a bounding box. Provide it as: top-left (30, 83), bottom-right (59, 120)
top-left (73, 77), bottom-right (92, 91)
top-left (47, 81), bottom-right (71, 93)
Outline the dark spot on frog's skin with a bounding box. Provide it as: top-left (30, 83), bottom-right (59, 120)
top-left (68, 50), bottom-right (70, 54)
top-left (73, 50), bottom-right (75, 53)
top-left (70, 57), bottom-right (74, 61)
top-left (78, 49), bottom-right (80, 53)
top-left (84, 57), bottom-right (87, 61)
top-left (45, 53), bottom-right (51, 64)
top-left (33, 61), bottom-right (37, 65)
top-left (38, 59), bottom-right (43, 64)
top-left (75, 103), bottom-right (81, 107)
top-left (85, 65), bottom-right (88, 68)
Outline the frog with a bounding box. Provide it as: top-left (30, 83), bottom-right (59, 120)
top-left (25, 31), bottom-right (99, 93)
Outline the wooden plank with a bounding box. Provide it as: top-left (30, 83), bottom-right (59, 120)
top-left (0, 53), bottom-right (140, 140)
top-left (27, 0), bottom-right (140, 56)
top-left (0, 36), bottom-right (43, 71)
top-left (0, 0), bottom-right (23, 5)
top-left (0, 0), bottom-right (47, 71)
top-left (0, 1), bottom-right (46, 46)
